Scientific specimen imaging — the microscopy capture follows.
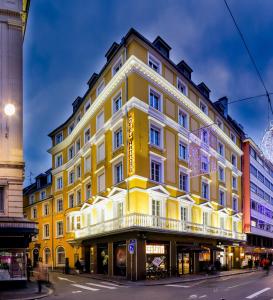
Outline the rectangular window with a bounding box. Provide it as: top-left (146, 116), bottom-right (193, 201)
top-left (220, 216), bottom-right (225, 229)
top-left (98, 173), bottom-right (105, 192)
top-left (179, 171), bottom-right (188, 192)
top-left (44, 224), bottom-right (49, 238)
top-left (250, 164), bottom-right (257, 177)
top-left (56, 177), bottom-right (63, 190)
top-left (84, 155), bottom-right (91, 173)
top-left (76, 165), bottom-right (81, 179)
top-left (150, 125), bottom-right (161, 147)
top-left (217, 141), bottom-right (224, 156)
top-left (230, 132), bottom-right (236, 143)
top-left (76, 216), bottom-right (81, 229)
top-left (179, 142), bottom-right (188, 160)
top-left (69, 194), bottom-right (74, 208)
top-left (0, 188), bottom-right (4, 213)
top-left (75, 138), bottom-right (81, 153)
top-left (117, 202), bottom-right (123, 218)
top-left (29, 194), bottom-right (34, 205)
top-left (76, 113), bottom-right (81, 123)
top-left (200, 101), bottom-right (208, 115)
top-left (202, 182), bottom-right (209, 199)
top-left (56, 221), bottom-right (63, 237)
top-left (232, 176), bottom-right (237, 189)
top-left (68, 145), bottom-right (75, 160)
top-left (201, 129), bottom-right (209, 144)
top-left (114, 128), bottom-right (123, 149)
top-left (84, 100), bottom-right (91, 112)
top-left (84, 128), bottom-right (90, 144)
top-left (55, 154), bottom-right (63, 168)
top-left (148, 54), bottom-right (161, 73)
top-left (232, 197), bottom-right (238, 211)
top-left (55, 132), bottom-right (63, 144)
top-left (152, 199), bottom-right (161, 217)
top-left (68, 170), bottom-right (75, 184)
top-left (40, 191), bottom-right (46, 200)
top-left (68, 123), bottom-right (74, 134)
top-left (177, 79), bottom-right (187, 95)
top-left (201, 155), bottom-right (209, 173)
top-left (85, 183), bottom-right (91, 201)
top-left (231, 154), bottom-right (237, 167)
top-left (97, 142), bottom-right (105, 162)
top-left (113, 93), bottom-right (122, 113)
top-left (115, 162), bottom-right (123, 184)
top-left (56, 199), bottom-right (63, 212)
top-left (257, 171), bottom-right (264, 183)
top-left (96, 111), bottom-right (104, 131)
top-left (219, 190), bottom-right (225, 206)
top-left (203, 211), bottom-right (210, 226)
top-left (32, 207), bottom-right (37, 219)
top-left (216, 118), bottom-right (223, 130)
top-left (43, 203), bottom-right (49, 216)
top-left (76, 190), bottom-right (81, 206)
top-left (151, 160), bottom-right (161, 182)
top-left (250, 147), bottom-right (256, 159)
top-left (97, 81), bottom-right (105, 96)
top-left (149, 89), bottom-right (161, 111)
top-left (178, 109), bottom-right (188, 128)
top-left (181, 206), bottom-right (188, 222)
top-left (218, 165), bottom-right (225, 181)
top-left (112, 58), bottom-right (123, 75)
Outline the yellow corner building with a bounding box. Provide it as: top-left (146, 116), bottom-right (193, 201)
top-left (23, 28), bottom-right (246, 280)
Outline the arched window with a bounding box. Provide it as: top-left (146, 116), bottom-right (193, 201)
top-left (44, 248), bottom-right (51, 265)
top-left (56, 246), bottom-right (65, 265)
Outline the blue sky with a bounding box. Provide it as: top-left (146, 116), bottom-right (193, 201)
top-left (23, 0), bottom-right (273, 184)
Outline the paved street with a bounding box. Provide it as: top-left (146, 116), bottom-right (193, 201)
top-left (47, 271), bottom-right (273, 300)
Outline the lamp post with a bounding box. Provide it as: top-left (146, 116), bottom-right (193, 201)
top-left (4, 103), bottom-right (15, 138)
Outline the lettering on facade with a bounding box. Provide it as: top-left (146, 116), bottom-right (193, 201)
top-left (128, 114), bottom-right (134, 175)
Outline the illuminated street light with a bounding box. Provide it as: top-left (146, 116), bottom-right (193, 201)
top-left (4, 103), bottom-right (15, 116)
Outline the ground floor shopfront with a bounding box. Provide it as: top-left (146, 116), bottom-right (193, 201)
top-left (79, 231), bottom-right (245, 280)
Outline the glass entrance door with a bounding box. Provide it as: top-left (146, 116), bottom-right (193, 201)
top-left (177, 252), bottom-right (191, 275)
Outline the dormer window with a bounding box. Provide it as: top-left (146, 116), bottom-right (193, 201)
top-left (199, 100), bottom-right (208, 115)
top-left (148, 53), bottom-right (161, 74)
top-left (177, 78), bottom-right (187, 96)
top-left (112, 57), bottom-right (123, 75)
top-left (216, 118), bottom-right (223, 130)
top-left (37, 179), bottom-right (40, 189)
top-left (55, 132), bottom-right (63, 145)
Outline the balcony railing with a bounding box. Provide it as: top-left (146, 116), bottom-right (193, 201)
top-left (74, 213), bottom-right (246, 241)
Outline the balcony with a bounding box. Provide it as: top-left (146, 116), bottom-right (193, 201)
top-left (74, 213), bottom-right (246, 242)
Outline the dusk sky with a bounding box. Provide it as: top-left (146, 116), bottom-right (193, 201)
top-left (23, 0), bottom-right (273, 184)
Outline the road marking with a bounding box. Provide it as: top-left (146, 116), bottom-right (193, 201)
top-left (71, 284), bottom-right (99, 291)
top-left (189, 295), bottom-right (198, 299)
top-left (226, 281), bottom-right (251, 290)
top-left (246, 288), bottom-right (271, 299)
top-left (165, 284), bottom-right (190, 288)
top-left (101, 281), bottom-right (121, 287)
top-left (86, 282), bottom-right (117, 289)
top-left (199, 296), bottom-right (207, 299)
top-left (58, 276), bottom-right (75, 283)
top-left (72, 291), bottom-right (82, 294)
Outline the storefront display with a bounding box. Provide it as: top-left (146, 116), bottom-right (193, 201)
top-left (146, 242), bottom-right (169, 278)
top-left (114, 241), bottom-right (126, 276)
top-left (0, 249), bottom-right (26, 280)
top-left (97, 244), bottom-right (108, 274)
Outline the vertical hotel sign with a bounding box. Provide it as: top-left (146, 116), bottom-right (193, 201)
top-left (128, 113), bottom-right (134, 175)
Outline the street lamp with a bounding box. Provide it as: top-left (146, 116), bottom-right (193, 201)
top-left (4, 103), bottom-right (15, 116)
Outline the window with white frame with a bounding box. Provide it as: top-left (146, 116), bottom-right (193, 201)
top-left (201, 129), bottom-right (209, 144)
top-left (179, 171), bottom-right (189, 192)
top-left (76, 113), bottom-right (81, 123)
top-left (76, 164), bottom-right (81, 179)
top-left (76, 216), bottom-right (81, 229)
top-left (150, 125), bottom-right (161, 147)
top-left (201, 154), bottom-right (209, 173)
top-left (149, 88), bottom-right (162, 111)
top-left (43, 203), bottom-right (49, 216)
top-left (114, 162), bottom-right (123, 184)
top-left (114, 128), bottom-right (123, 149)
top-left (85, 183), bottom-right (91, 200)
top-left (112, 57), bottom-right (123, 75)
top-left (55, 154), bottom-right (63, 168)
top-left (56, 221), bottom-right (63, 237)
top-left (68, 194), bottom-right (74, 208)
top-left (96, 111), bottom-right (104, 131)
top-left (40, 190), bottom-right (46, 200)
top-left (84, 100), bottom-right (91, 112)
top-left (55, 132), bottom-right (63, 144)
top-left (177, 78), bottom-right (187, 96)
top-left (233, 220), bottom-right (238, 232)
top-left (230, 132), bottom-right (236, 143)
top-left (56, 198), bottom-right (63, 212)
top-left (217, 141), bottom-right (224, 157)
top-left (84, 155), bottom-right (91, 173)
top-left (96, 81), bottom-right (105, 96)
top-left (68, 145), bottom-right (75, 160)
top-left (43, 224), bottom-right (50, 238)
top-left (232, 196), bottom-right (238, 211)
top-left (179, 141), bottom-right (188, 160)
top-left (216, 118), bottom-right (223, 130)
top-left (117, 202), bottom-right (124, 218)
top-left (56, 176), bottom-right (63, 190)
top-left (201, 180), bottom-right (209, 200)
top-left (150, 160), bottom-right (162, 183)
top-left (97, 141), bottom-right (105, 162)
top-left (84, 128), bottom-right (91, 144)
top-left (199, 100), bottom-right (208, 115)
top-left (56, 247), bottom-right (65, 265)
top-left (181, 206), bottom-right (188, 222)
top-left (32, 207), bottom-right (37, 219)
top-left (29, 194), bottom-right (35, 205)
top-left (203, 211), bottom-right (210, 226)
top-left (75, 138), bottom-right (81, 153)
top-left (152, 199), bottom-right (161, 217)
top-left (219, 189), bottom-right (225, 206)
top-left (68, 170), bottom-right (75, 185)
top-left (98, 172), bottom-right (105, 192)
top-left (113, 93), bottom-right (122, 113)
top-left (76, 190), bottom-right (81, 205)
top-left (220, 216), bottom-right (225, 229)
top-left (68, 122), bottom-right (74, 134)
top-left (231, 153), bottom-right (237, 167)
top-left (148, 53), bottom-right (161, 73)
top-left (178, 109), bottom-right (188, 129)
top-left (218, 165), bottom-right (225, 182)
top-left (232, 175), bottom-right (237, 189)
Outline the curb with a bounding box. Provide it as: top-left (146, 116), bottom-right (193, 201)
top-left (8, 286), bottom-right (54, 300)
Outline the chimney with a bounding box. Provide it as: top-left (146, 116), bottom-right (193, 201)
top-left (87, 72), bottom-right (99, 89)
top-left (177, 60), bottom-right (193, 80)
top-left (198, 82), bottom-right (211, 99)
top-left (72, 96), bottom-right (82, 112)
top-left (152, 36), bottom-right (172, 58)
top-left (215, 96), bottom-right (228, 118)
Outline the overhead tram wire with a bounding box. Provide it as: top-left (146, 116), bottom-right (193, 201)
top-left (224, 0), bottom-right (273, 117)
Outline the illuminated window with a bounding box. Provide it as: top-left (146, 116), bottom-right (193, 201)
top-left (146, 245), bottom-right (165, 254)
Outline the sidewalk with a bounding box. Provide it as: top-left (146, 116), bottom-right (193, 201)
top-left (0, 280), bottom-right (53, 300)
top-left (67, 268), bottom-right (261, 286)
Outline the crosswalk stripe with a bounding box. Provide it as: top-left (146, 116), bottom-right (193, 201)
top-left (71, 284), bottom-right (99, 291)
top-left (86, 282), bottom-right (117, 289)
top-left (246, 288), bottom-right (271, 299)
top-left (101, 281), bottom-right (121, 287)
top-left (165, 284), bottom-right (190, 288)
